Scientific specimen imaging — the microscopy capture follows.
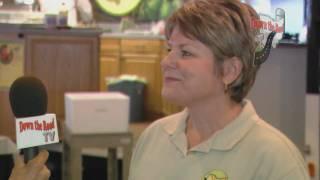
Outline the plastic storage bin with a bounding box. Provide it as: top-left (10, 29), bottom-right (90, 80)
top-left (107, 75), bottom-right (146, 122)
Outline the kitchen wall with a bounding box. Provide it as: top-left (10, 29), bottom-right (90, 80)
top-left (248, 45), bottom-right (307, 151)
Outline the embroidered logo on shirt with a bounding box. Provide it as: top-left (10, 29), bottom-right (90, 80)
top-left (202, 169), bottom-right (228, 180)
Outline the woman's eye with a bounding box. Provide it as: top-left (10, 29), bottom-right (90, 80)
top-left (182, 50), bottom-right (192, 57)
top-left (167, 48), bottom-right (172, 52)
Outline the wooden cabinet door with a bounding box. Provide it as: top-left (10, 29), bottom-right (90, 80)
top-left (120, 56), bottom-right (162, 115)
top-left (100, 38), bottom-right (120, 91)
top-left (25, 35), bottom-right (99, 119)
top-left (100, 56), bottom-right (120, 91)
top-left (120, 39), bottom-right (162, 117)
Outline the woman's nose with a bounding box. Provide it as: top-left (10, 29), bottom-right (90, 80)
top-left (161, 52), bottom-right (177, 70)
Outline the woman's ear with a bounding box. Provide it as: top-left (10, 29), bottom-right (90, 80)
top-left (222, 57), bottom-right (243, 86)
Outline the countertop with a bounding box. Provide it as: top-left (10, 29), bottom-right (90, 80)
top-left (100, 32), bottom-right (165, 40)
top-left (0, 23), bottom-right (165, 39)
top-left (0, 23), bottom-right (307, 45)
top-left (0, 23), bottom-right (102, 37)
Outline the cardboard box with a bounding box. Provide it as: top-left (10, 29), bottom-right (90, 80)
top-left (65, 92), bottom-right (129, 134)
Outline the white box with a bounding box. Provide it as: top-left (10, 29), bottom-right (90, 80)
top-left (65, 92), bottom-right (129, 134)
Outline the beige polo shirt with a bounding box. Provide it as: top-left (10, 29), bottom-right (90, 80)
top-left (129, 100), bottom-right (310, 180)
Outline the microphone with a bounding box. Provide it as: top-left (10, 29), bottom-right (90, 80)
top-left (9, 76), bottom-right (59, 163)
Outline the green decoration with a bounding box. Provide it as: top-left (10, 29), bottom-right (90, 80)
top-left (134, 0), bottom-right (181, 21)
top-left (96, 0), bottom-right (142, 16)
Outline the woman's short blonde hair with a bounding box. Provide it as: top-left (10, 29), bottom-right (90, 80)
top-left (165, 0), bottom-right (259, 103)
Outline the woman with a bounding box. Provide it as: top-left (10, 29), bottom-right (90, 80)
top-left (8, 0), bottom-right (309, 179)
top-left (129, 0), bottom-right (309, 179)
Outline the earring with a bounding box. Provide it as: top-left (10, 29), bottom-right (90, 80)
top-left (224, 83), bottom-right (229, 92)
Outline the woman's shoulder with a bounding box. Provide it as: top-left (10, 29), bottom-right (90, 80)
top-left (243, 118), bottom-right (309, 179)
top-left (131, 110), bottom-right (187, 158)
top-left (250, 119), bottom-right (300, 153)
top-left (240, 100), bottom-right (302, 157)
top-left (247, 118), bottom-right (306, 166)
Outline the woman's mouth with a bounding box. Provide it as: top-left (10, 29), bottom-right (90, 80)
top-left (164, 77), bottom-right (181, 83)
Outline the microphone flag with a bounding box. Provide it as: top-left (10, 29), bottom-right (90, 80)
top-left (16, 113), bottom-right (59, 149)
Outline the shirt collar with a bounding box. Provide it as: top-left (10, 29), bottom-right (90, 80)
top-left (208, 100), bottom-right (258, 151)
top-left (162, 108), bottom-right (189, 135)
top-left (162, 100), bottom-right (259, 152)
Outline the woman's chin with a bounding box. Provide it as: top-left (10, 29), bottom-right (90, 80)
top-left (162, 89), bottom-right (185, 105)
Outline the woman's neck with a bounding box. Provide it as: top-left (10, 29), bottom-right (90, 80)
top-left (185, 95), bottom-right (242, 150)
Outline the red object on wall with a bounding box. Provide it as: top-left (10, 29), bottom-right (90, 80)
top-left (0, 44), bottom-right (13, 64)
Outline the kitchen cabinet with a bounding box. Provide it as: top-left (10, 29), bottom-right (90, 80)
top-left (100, 36), bottom-right (182, 120)
top-left (0, 27), bottom-right (101, 140)
top-left (25, 33), bottom-right (100, 119)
